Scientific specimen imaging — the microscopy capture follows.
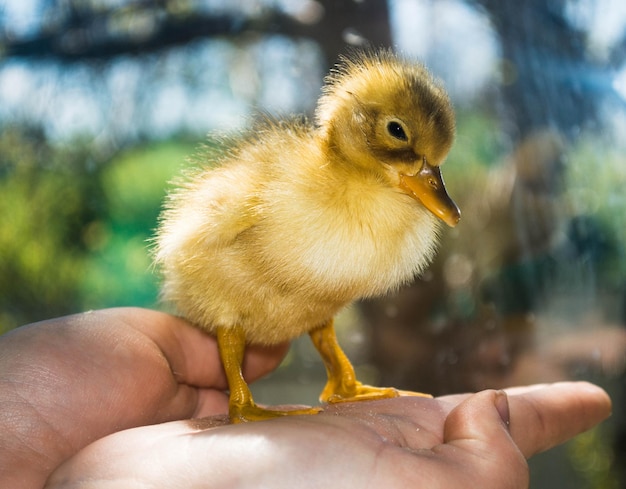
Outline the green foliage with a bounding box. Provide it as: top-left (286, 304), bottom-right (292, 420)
top-left (444, 109), bottom-right (505, 193)
top-left (0, 127), bottom-right (97, 332)
top-left (568, 425), bottom-right (620, 489)
top-left (0, 126), bottom-right (196, 332)
top-left (452, 109), bottom-right (506, 169)
top-left (79, 142), bottom-right (194, 309)
top-left (564, 137), bottom-right (626, 288)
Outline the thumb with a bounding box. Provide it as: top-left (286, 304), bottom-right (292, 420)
top-left (442, 390), bottom-right (529, 488)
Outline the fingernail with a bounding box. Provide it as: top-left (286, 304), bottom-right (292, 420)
top-left (494, 390), bottom-right (510, 428)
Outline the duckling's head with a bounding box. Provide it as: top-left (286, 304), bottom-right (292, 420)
top-left (316, 50), bottom-right (460, 227)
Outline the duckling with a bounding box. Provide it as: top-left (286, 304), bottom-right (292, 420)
top-left (154, 50), bottom-right (460, 423)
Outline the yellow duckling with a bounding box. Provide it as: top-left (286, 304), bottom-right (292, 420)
top-left (154, 50), bottom-right (460, 423)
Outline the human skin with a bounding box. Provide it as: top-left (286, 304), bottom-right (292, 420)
top-left (0, 308), bottom-right (288, 488)
top-left (0, 308), bottom-right (612, 489)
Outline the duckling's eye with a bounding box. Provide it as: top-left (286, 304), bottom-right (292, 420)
top-left (387, 121), bottom-right (408, 141)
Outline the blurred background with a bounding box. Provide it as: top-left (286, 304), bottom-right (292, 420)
top-left (1, 0), bottom-right (626, 486)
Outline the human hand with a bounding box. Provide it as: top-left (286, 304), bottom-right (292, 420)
top-left (0, 308), bottom-right (288, 489)
top-left (46, 381), bottom-right (611, 488)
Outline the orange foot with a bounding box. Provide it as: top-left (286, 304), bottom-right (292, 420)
top-left (321, 380), bottom-right (432, 404)
top-left (310, 320), bottom-right (432, 405)
top-left (230, 403), bottom-right (323, 424)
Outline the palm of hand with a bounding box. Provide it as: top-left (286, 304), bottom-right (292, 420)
top-left (47, 380), bottom-right (608, 489)
top-left (0, 308), bottom-right (286, 488)
top-left (0, 308), bottom-right (611, 489)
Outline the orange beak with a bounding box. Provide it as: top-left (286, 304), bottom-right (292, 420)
top-left (399, 158), bottom-right (461, 227)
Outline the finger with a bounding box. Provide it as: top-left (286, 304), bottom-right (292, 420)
top-left (442, 389), bottom-right (529, 487)
top-left (124, 307), bottom-right (290, 389)
top-left (242, 342), bottom-right (291, 383)
top-left (193, 389), bottom-right (230, 418)
top-left (30, 308), bottom-right (288, 421)
top-left (117, 308), bottom-right (290, 419)
top-left (506, 381), bottom-right (612, 458)
top-left (121, 307), bottom-right (227, 387)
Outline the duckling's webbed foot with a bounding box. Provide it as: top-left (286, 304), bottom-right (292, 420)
top-left (309, 320), bottom-right (432, 403)
top-left (229, 403), bottom-right (322, 424)
top-left (217, 325), bottom-right (322, 423)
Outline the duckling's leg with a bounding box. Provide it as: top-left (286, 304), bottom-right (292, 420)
top-left (217, 325), bottom-right (322, 423)
top-left (309, 319), bottom-right (431, 403)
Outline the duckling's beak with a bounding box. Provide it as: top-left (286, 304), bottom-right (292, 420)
top-left (399, 158), bottom-right (461, 227)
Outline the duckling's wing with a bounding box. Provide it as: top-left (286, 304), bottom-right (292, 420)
top-left (154, 163), bottom-right (261, 264)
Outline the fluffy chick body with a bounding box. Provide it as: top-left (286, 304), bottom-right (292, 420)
top-left (156, 123), bottom-right (439, 344)
top-left (155, 51), bottom-right (456, 346)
